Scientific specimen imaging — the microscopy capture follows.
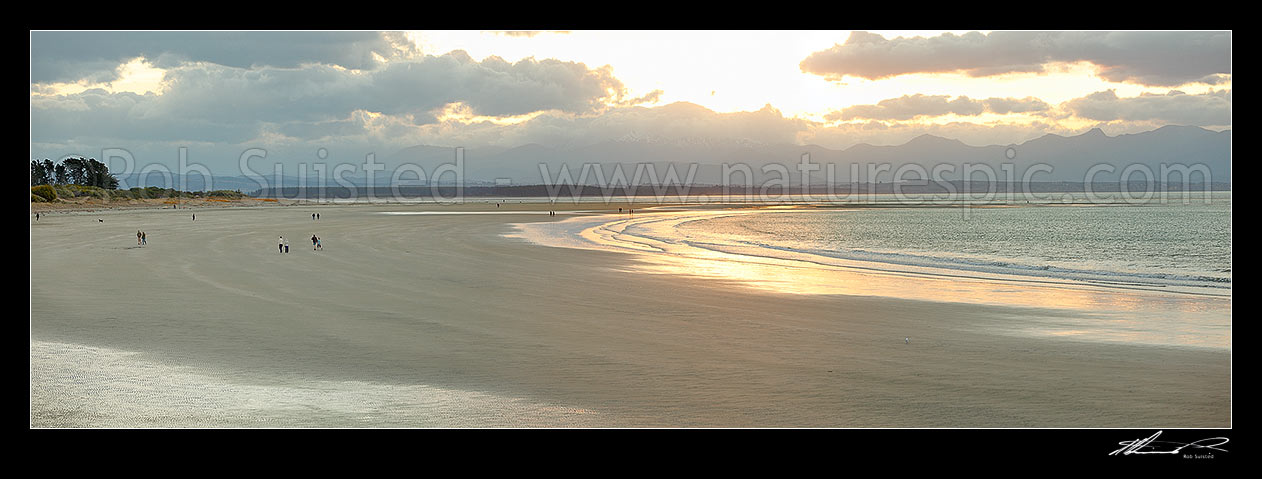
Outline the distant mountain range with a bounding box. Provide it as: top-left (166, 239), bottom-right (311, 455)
top-left (117, 125), bottom-right (1231, 191)
top-left (385, 125), bottom-right (1230, 186)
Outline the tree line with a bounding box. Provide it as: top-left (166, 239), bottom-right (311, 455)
top-left (31, 157), bottom-right (119, 189)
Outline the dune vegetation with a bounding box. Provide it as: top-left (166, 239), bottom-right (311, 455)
top-left (32, 157), bottom-right (249, 209)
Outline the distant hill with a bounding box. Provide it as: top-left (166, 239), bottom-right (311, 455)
top-left (387, 125), bottom-right (1230, 186)
top-left (117, 126), bottom-right (1231, 191)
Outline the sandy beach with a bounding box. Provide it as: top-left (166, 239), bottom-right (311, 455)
top-left (29, 201), bottom-right (1231, 428)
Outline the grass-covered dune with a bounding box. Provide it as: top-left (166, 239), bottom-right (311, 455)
top-left (30, 184), bottom-right (279, 212)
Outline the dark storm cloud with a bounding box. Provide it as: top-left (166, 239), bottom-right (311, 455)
top-left (800, 31), bottom-right (1231, 87)
top-left (371, 51), bottom-right (628, 117)
top-left (1063, 89), bottom-right (1231, 125)
top-left (981, 97), bottom-right (1051, 115)
top-left (30, 31), bottom-right (411, 83)
top-left (30, 51), bottom-right (630, 145)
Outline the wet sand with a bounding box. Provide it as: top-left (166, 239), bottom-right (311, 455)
top-left (29, 202), bottom-right (1231, 427)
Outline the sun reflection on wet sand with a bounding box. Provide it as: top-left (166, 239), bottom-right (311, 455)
top-left (516, 206), bottom-right (1230, 349)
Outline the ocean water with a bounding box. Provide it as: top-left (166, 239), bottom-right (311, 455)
top-left (513, 193), bottom-right (1231, 306)
top-left (509, 194), bottom-right (1231, 348)
top-left (670, 199), bottom-right (1232, 293)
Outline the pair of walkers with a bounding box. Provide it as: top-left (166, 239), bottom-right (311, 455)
top-left (136, 230), bottom-right (147, 245)
top-left (277, 235), bottom-right (322, 252)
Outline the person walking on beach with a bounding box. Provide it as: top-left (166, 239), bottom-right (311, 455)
top-left (317, 213), bottom-right (320, 220)
top-left (284, 238), bottom-right (289, 253)
top-left (138, 230), bottom-right (143, 245)
top-left (279, 236), bottom-right (285, 253)
top-left (35, 213), bottom-right (39, 221)
top-left (192, 214), bottom-right (196, 221)
top-left (313, 213), bottom-right (316, 220)
top-left (312, 234), bottom-right (318, 250)
top-left (141, 231), bottom-right (146, 245)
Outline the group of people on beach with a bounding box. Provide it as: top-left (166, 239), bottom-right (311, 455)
top-left (44, 210), bottom-right (333, 253)
top-left (278, 234), bottom-right (322, 252)
top-left (275, 213), bottom-right (326, 253)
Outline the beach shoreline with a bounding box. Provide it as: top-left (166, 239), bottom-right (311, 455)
top-left (510, 205), bottom-right (1231, 349)
top-left (30, 201), bottom-right (1231, 427)
top-left (30, 196), bottom-right (297, 214)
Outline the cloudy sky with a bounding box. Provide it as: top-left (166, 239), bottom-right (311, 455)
top-left (30, 30), bottom-right (1231, 173)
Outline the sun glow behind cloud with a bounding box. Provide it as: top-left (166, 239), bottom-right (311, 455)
top-left (29, 30), bottom-right (1230, 157)
top-left (32, 30), bottom-right (1231, 119)
top-left (408, 30), bottom-right (853, 117)
top-left (34, 57), bottom-right (166, 96)
top-left (404, 30), bottom-right (1229, 123)
top-left (434, 101), bottom-right (549, 125)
